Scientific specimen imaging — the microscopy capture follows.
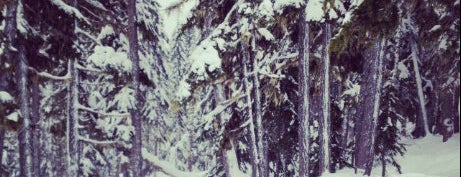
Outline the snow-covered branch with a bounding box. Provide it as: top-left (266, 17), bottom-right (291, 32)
top-left (75, 27), bottom-right (100, 44)
top-left (28, 66), bottom-right (71, 81)
top-left (76, 64), bottom-right (104, 73)
top-left (203, 93), bottom-right (244, 130)
top-left (78, 137), bottom-right (120, 145)
top-left (49, 0), bottom-right (89, 23)
top-left (77, 104), bottom-right (130, 117)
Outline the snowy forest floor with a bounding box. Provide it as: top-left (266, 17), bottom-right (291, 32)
top-left (323, 134), bottom-right (460, 177)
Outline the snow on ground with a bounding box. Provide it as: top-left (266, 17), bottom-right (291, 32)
top-left (323, 134), bottom-right (460, 177)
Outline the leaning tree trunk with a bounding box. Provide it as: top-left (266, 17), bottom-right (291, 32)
top-left (319, 22), bottom-right (332, 174)
top-left (297, 8), bottom-right (311, 177)
top-left (127, 0), bottom-right (143, 176)
top-left (410, 37), bottom-right (430, 136)
top-left (354, 39), bottom-right (385, 176)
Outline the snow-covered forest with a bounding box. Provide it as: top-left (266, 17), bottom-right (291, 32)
top-left (0, 0), bottom-right (459, 177)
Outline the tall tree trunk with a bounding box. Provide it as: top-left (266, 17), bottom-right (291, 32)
top-left (67, 58), bottom-right (79, 177)
top-left (127, 0), bottom-right (143, 175)
top-left (355, 39), bottom-right (385, 176)
top-left (30, 75), bottom-right (41, 176)
top-left (297, 9), bottom-right (310, 177)
top-left (242, 43), bottom-right (260, 177)
top-left (18, 29), bottom-right (31, 177)
top-left (247, 2), bottom-right (266, 175)
top-left (410, 37), bottom-right (430, 136)
top-left (67, 0), bottom-right (81, 175)
top-left (4, 1), bottom-right (30, 176)
top-left (319, 22), bottom-right (332, 174)
top-left (252, 24), bottom-right (266, 177)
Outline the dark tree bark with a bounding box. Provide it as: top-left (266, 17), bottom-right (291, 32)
top-left (354, 39), bottom-right (384, 176)
top-left (127, 0), bottom-right (143, 176)
top-left (30, 75), bottom-right (41, 176)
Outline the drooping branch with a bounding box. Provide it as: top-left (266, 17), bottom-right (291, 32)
top-left (28, 62), bottom-right (71, 81)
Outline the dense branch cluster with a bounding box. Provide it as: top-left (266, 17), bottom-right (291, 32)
top-left (0, 0), bottom-right (459, 177)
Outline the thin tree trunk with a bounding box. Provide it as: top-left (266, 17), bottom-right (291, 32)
top-left (0, 127), bottom-right (3, 174)
top-left (319, 22), bottom-right (332, 174)
top-left (340, 113), bottom-right (349, 169)
top-left (381, 154), bottom-right (386, 177)
top-left (410, 38), bottom-right (430, 136)
top-left (252, 25), bottom-right (266, 177)
top-left (242, 43), bottom-right (260, 177)
top-left (18, 30), bottom-right (31, 177)
top-left (127, 0), bottom-right (143, 175)
top-left (30, 75), bottom-right (41, 176)
top-left (67, 0), bottom-right (81, 175)
top-left (297, 9), bottom-right (310, 177)
top-left (67, 58), bottom-right (79, 177)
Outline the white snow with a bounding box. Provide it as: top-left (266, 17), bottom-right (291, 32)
top-left (190, 45), bottom-right (222, 77)
top-left (306, 0), bottom-right (325, 22)
top-left (97, 25), bottom-right (115, 42)
top-left (49, 0), bottom-right (88, 23)
top-left (258, 0), bottom-right (274, 19)
top-left (438, 35), bottom-right (448, 50)
top-left (88, 46), bottom-right (132, 72)
top-left (142, 148), bottom-right (207, 177)
top-left (6, 111), bottom-right (20, 122)
top-left (322, 134), bottom-right (460, 177)
top-left (273, 0), bottom-right (303, 13)
top-left (227, 145), bottom-right (248, 177)
top-left (398, 62), bottom-right (410, 79)
top-left (257, 28), bottom-right (275, 41)
top-left (110, 87), bottom-right (135, 113)
top-left (0, 91), bottom-right (14, 103)
top-left (176, 80), bottom-right (191, 99)
top-left (342, 84), bottom-right (361, 97)
top-left (157, 0), bottom-right (199, 40)
top-left (429, 25), bottom-right (441, 32)
top-left (17, 0), bottom-right (30, 35)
